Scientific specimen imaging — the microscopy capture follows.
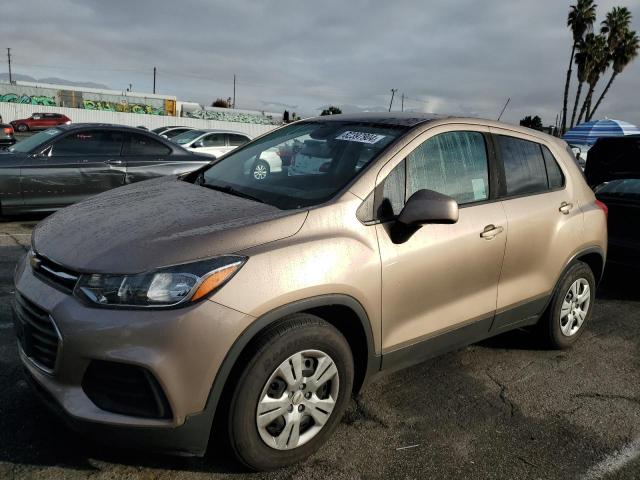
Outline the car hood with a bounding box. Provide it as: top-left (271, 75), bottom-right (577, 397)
top-left (32, 176), bottom-right (308, 274)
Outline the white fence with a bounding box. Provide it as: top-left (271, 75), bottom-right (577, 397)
top-left (0, 103), bottom-right (278, 138)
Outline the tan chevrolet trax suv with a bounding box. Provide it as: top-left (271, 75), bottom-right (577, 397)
top-left (14, 114), bottom-right (607, 470)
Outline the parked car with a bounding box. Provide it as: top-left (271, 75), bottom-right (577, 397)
top-left (584, 135), bottom-right (640, 187)
top-left (0, 124), bottom-right (212, 214)
top-left (585, 135), bottom-right (640, 267)
top-left (10, 113), bottom-right (71, 132)
top-left (14, 114), bottom-right (606, 470)
top-left (150, 126), bottom-right (194, 139)
top-left (172, 129), bottom-right (251, 158)
top-left (0, 123), bottom-right (15, 148)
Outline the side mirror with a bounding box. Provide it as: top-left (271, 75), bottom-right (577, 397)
top-left (192, 140), bottom-right (204, 148)
top-left (397, 189), bottom-right (459, 226)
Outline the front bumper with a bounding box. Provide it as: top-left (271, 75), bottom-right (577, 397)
top-left (14, 255), bottom-right (255, 456)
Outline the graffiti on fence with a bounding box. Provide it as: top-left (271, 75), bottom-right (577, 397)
top-left (185, 109), bottom-right (280, 125)
top-left (82, 99), bottom-right (165, 115)
top-left (0, 93), bottom-right (57, 106)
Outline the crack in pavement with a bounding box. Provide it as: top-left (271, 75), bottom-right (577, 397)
top-left (572, 392), bottom-right (640, 406)
top-left (485, 370), bottom-right (519, 418)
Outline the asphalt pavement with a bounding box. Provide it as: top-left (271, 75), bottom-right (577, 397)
top-left (0, 217), bottom-right (638, 480)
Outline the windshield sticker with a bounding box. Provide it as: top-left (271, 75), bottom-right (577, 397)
top-left (335, 131), bottom-right (386, 144)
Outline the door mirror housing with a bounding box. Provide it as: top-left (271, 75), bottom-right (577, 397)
top-left (192, 139), bottom-right (204, 148)
top-left (397, 189), bottom-right (459, 226)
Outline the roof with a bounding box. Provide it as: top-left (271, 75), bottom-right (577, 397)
top-left (307, 112), bottom-right (449, 127)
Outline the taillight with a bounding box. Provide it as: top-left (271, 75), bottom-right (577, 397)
top-left (595, 199), bottom-right (608, 218)
top-left (3, 127), bottom-right (12, 135)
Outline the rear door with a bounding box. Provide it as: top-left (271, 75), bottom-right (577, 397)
top-left (72, 129), bottom-right (127, 197)
top-left (122, 132), bottom-right (209, 183)
top-left (490, 129), bottom-right (584, 330)
top-left (197, 132), bottom-right (227, 157)
top-left (226, 133), bottom-right (250, 154)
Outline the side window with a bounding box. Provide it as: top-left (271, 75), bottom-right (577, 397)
top-left (124, 133), bottom-right (171, 156)
top-left (377, 159), bottom-right (406, 220)
top-left (51, 130), bottom-right (124, 156)
top-left (406, 131), bottom-right (489, 204)
top-left (228, 134), bottom-right (250, 146)
top-left (541, 146), bottom-right (564, 189)
top-left (202, 134), bottom-right (225, 147)
top-left (496, 135), bottom-right (548, 196)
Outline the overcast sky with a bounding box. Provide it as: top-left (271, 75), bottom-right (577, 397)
top-left (2, 0), bottom-right (639, 125)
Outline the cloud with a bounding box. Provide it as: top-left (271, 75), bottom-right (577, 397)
top-left (2, 0), bottom-right (639, 125)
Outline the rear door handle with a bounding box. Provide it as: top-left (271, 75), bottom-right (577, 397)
top-left (105, 159), bottom-right (124, 166)
top-left (480, 224), bottom-right (504, 240)
top-left (559, 202), bottom-right (574, 215)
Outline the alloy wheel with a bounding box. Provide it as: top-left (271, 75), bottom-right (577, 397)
top-left (253, 163), bottom-right (268, 180)
top-left (560, 278), bottom-right (591, 337)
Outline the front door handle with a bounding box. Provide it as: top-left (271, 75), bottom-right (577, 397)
top-left (480, 224), bottom-right (504, 240)
top-left (559, 202), bottom-right (574, 215)
top-left (105, 159), bottom-right (124, 166)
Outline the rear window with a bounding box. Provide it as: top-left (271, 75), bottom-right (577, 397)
top-left (497, 135), bottom-right (549, 196)
top-left (124, 133), bottom-right (171, 156)
top-left (541, 146), bottom-right (564, 189)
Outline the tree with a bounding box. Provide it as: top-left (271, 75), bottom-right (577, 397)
top-left (211, 98), bottom-right (229, 108)
top-left (561, 0), bottom-right (597, 134)
top-left (320, 106), bottom-right (342, 116)
top-left (587, 8), bottom-right (636, 120)
top-left (576, 33), bottom-right (608, 125)
top-left (570, 34), bottom-right (595, 128)
top-left (519, 115), bottom-right (544, 131)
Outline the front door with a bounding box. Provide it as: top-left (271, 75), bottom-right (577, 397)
top-left (376, 127), bottom-right (507, 359)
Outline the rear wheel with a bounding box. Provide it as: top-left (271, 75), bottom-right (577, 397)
top-left (251, 160), bottom-right (270, 181)
top-left (539, 261), bottom-right (595, 349)
top-left (227, 314), bottom-right (353, 470)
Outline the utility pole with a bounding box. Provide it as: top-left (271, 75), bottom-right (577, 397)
top-left (388, 88), bottom-right (397, 112)
top-left (233, 74), bottom-right (236, 109)
top-left (7, 48), bottom-right (13, 84)
top-left (401, 93), bottom-right (405, 112)
top-left (153, 67), bottom-right (156, 94)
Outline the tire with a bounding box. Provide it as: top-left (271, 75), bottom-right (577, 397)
top-left (539, 261), bottom-right (596, 349)
top-left (227, 313), bottom-right (354, 471)
top-left (16, 124), bottom-right (28, 132)
top-left (251, 160), bottom-right (270, 181)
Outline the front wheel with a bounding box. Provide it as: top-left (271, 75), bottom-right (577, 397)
top-left (539, 261), bottom-right (595, 349)
top-left (16, 124), bottom-right (28, 132)
top-left (227, 314), bottom-right (354, 470)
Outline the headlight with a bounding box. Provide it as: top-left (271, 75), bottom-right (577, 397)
top-left (74, 256), bottom-right (246, 308)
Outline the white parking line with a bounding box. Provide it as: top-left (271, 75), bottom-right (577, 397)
top-left (582, 438), bottom-right (640, 479)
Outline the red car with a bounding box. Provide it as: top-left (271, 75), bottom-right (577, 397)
top-left (10, 113), bottom-right (71, 132)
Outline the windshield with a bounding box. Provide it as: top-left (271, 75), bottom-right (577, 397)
top-left (8, 128), bottom-right (64, 153)
top-left (151, 127), bottom-right (167, 133)
top-left (595, 179), bottom-right (640, 199)
top-left (173, 130), bottom-right (206, 145)
top-left (200, 121), bottom-right (407, 209)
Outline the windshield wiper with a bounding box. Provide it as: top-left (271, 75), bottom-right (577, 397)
top-left (203, 183), bottom-right (266, 204)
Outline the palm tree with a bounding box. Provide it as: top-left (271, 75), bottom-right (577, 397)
top-left (576, 33), bottom-right (608, 125)
top-left (570, 36), bottom-right (592, 128)
top-left (561, 0), bottom-right (597, 134)
top-left (589, 29), bottom-right (640, 120)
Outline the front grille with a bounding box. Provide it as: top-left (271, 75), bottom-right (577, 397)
top-left (30, 252), bottom-right (79, 293)
top-left (13, 293), bottom-right (60, 372)
top-left (82, 361), bottom-right (172, 419)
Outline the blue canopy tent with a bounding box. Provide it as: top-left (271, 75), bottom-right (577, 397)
top-left (563, 119), bottom-right (640, 146)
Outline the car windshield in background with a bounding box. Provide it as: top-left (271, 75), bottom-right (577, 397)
top-left (8, 128), bottom-right (64, 153)
top-left (200, 121), bottom-right (407, 209)
top-left (595, 178), bottom-right (640, 199)
top-left (173, 130), bottom-right (206, 144)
